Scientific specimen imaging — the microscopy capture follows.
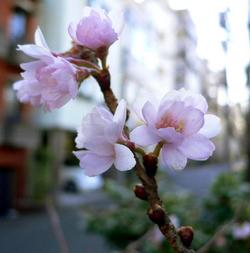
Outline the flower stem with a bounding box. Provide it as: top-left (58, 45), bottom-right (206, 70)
top-left (153, 141), bottom-right (164, 157)
top-left (135, 147), bottom-right (146, 156)
top-left (67, 57), bottom-right (100, 71)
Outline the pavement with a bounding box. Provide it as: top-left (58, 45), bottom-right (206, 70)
top-left (0, 207), bottom-right (112, 253)
top-left (167, 163), bottom-right (229, 197)
top-left (0, 163), bottom-right (229, 253)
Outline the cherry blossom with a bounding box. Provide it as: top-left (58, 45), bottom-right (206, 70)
top-left (74, 100), bottom-right (136, 176)
top-left (130, 89), bottom-right (221, 170)
top-left (13, 28), bottom-right (82, 111)
top-left (232, 222), bottom-right (250, 240)
top-left (68, 7), bottom-right (124, 50)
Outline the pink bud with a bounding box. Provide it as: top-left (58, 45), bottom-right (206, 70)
top-left (68, 7), bottom-right (124, 51)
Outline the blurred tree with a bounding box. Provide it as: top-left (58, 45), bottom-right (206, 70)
top-left (245, 64), bottom-right (250, 182)
top-left (245, 1), bottom-right (250, 181)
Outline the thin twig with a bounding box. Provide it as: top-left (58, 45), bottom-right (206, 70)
top-left (45, 197), bottom-right (69, 253)
top-left (122, 227), bottom-right (157, 253)
top-left (196, 220), bottom-right (234, 253)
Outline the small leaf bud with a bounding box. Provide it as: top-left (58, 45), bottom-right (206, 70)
top-left (143, 152), bottom-right (158, 177)
top-left (148, 204), bottom-right (166, 225)
top-left (177, 226), bottom-right (194, 248)
top-left (134, 184), bottom-right (147, 200)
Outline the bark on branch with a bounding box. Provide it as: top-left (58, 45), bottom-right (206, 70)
top-left (95, 69), bottom-right (195, 253)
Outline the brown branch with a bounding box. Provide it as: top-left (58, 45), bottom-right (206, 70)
top-left (93, 69), bottom-right (118, 114)
top-left (94, 68), bottom-right (195, 253)
top-left (135, 159), bottom-right (195, 253)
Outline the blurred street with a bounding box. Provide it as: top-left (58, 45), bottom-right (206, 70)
top-left (0, 207), bottom-right (111, 253)
top-left (0, 163), bottom-right (229, 253)
top-left (168, 163), bottom-right (229, 197)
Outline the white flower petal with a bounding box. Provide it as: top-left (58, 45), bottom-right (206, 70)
top-left (178, 134), bottom-right (215, 161)
top-left (179, 88), bottom-right (208, 113)
top-left (113, 99), bottom-right (127, 135)
top-left (157, 127), bottom-right (183, 144)
top-left (198, 114), bottom-right (221, 138)
top-left (130, 125), bottom-right (161, 146)
top-left (162, 145), bottom-right (187, 170)
top-left (79, 138), bottom-right (114, 156)
top-left (34, 27), bottom-right (49, 49)
top-left (13, 80), bottom-right (25, 90)
top-left (181, 108), bottom-right (204, 136)
top-left (73, 151), bottom-right (113, 177)
top-left (68, 22), bottom-right (80, 43)
top-left (104, 122), bottom-right (120, 144)
top-left (114, 144), bottom-right (136, 171)
top-left (142, 101), bottom-right (157, 126)
top-left (20, 61), bottom-right (44, 71)
top-left (17, 44), bottom-right (51, 59)
top-left (161, 89), bottom-right (208, 113)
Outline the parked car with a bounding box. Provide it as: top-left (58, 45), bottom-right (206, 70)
top-left (60, 166), bottom-right (103, 193)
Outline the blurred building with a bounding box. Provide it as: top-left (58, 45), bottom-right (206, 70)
top-left (0, 0), bottom-right (40, 215)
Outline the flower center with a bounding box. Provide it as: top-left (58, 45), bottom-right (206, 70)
top-left (155, 112), bottom-right (184, 132)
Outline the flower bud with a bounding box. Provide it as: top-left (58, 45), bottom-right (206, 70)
top-left (68, 7), bottom-right (124, 51)
top-left (177, 226), bottom-right (194, 248)
top-left (148, 205), bottom-right (166, 225)
top-left (134, 184), bottom-right (147, 200)
top-left (143, 153), bottom-right (158, 177)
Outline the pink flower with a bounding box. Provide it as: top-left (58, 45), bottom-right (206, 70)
top-left (13, 28), bottom-right (80, 111)
top-left (68, 7), bottom-right (124, 50)
top-left (232, 222), bottom-right (250, 240)
top-left (130, 89), bottom-right (221, 170)
top-left (74, 100), bottom-right (136, 177)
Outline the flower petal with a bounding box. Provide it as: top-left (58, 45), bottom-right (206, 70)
top-left (68, 22), bottom-right (81, 44)
top-left (181, 107), bottom-right (204, 136)
top-left (130, 125), bottom-right (161, 146)
top-left (178, 134), bottom-right (215, 161)
top-left (76, 107), bottom-right (111, 145)
top-left (160, 89), bottom-right (208, 113)
top-left (79, 138), bottom-right (114, 156)
top-left (181, 89), bottom-right (208, 113)
top-left (104, 122), bottom-right (121, 144)
top-left (161, 145), bottom-right (187, 170)
top-left (73, 151), bottom-right (113, 177)
top-left (34, 27), bottom-right (49, 49)
top-left (142, 101), bottom-right (157, 126)
top-left (157, 127), bottom-right (183, 144)
top-left (113, 99), bottom-right (127, 136)
top-left (17, 44), bottom-right (51, 59)
top-left (20, 61), bottom-right (44, 72)
top-left (114, 144), bottom-right (136, 171)
top-left (198, 114), bottom-right (221, 138)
